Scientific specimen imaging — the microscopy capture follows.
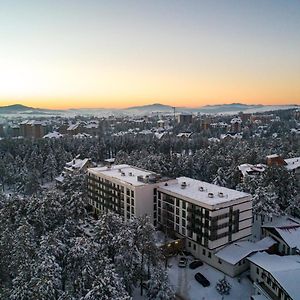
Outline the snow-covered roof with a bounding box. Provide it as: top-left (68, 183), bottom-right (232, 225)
top-left (158, 177), bottom-right (251, 208)
top-left (74, 133), bottom-right (92, 138)
top-left (43, 131), bottom-right (63, 139)
top-left (177, 132), bottom-right (193, 138)
top-left (65, 158), bottom-right (91, 172)
top-left (230, 117), bottom-right (242, 124)
top-left (248, 253), bottom-right (300, 300)
top-left (104, 158), bottom-right (115, 163)
top-left (215, 237), bottom-right (276, 265)
top-left (262, 216), bottom-right (300, 250)
top-left (238, 163), bottom-right (266, 177)
top-left (88, 164), bottom-right (160, 187)
top-left (67, 123), bottom-right (80, 131)
top-left (155, 132), bottom-right (167, 139)
top-left (284, 157), bottom-right (300, 171)
top-left (266, 154), bottom-right (280, 159)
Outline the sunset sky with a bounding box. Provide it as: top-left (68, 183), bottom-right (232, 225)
top-left (0, 0), bottom-right (299, 109)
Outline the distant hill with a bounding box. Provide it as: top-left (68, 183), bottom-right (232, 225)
top-left (197, 103), bottom-right (263, 113)
top-left (127, 103), bottom-right (175, 111)
top-left (0, 104), bottom-right (35, 113)
top-left (0, 104), bottom-right (64, 115)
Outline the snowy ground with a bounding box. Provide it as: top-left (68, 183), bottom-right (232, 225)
top-left (167, 255), bottom-right (254, 300)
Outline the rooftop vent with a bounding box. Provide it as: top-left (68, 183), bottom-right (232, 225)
top-left (218, 192), bottom-right (224, 198)
top-left (164, 182), bottom-right (168, 186)
top-left (199, 186), bottom-right (204, 192)
top-left (118, 168), bottom-right (122, 173)
top-left (208, 192), bottom-right (214, 198)
top-left (181, 182), bottom-right (187, 189)
top-left (128, 172), bottom-right (133, 176)
top-left (121, 172), bottom-right (125, 176)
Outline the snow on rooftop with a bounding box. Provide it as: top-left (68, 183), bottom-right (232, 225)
top-left (88, 164), bottom-right (158, 187)
top-left (215, 237), bottom-right (276, 265)
top-left (238, 163), bottom-right (266, 177)
top-left (158, 177), bottom-right (250, 207)
top-left (65, 158), bottom-right (90, 171)
top-left (284, 157), bottom-right (300, 170)
top-left (43, 131), bottom-right (63, 139)
top-left (266, 154), bottom-right (280, 159)
top-left (262, 216), bottom-right (300, 229)
top-left (248, 252), bottom-right (300, 300)
top-left (262, 216), bottom-right (300, 250)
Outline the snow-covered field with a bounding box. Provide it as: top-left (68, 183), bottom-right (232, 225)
top-left (167, 256), bottom-right (254, 300)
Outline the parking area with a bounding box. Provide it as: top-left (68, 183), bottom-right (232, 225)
top-left (167, 254), bottom-right (254, 300)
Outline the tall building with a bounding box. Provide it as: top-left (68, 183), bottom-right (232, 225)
top-left (87, 165), bottom-right (253, 274)
top-left (87, 164), bottom-right (164, 223)
top-left (157, 177), bottom-right (252, 271)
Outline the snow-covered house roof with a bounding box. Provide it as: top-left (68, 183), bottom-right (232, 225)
top-left (155, 132), bottom-right (167, 139)
top-left (215, 237), bottom-right (276, 265)
top-left (65, 158), bottom-right (91, 172)
top-left (262, 216), bottom-right (300, 250)
top-left (177, 132), bottom-right (193, 138)
top-left (238, 163), bottom-right (266, 177)
top-left (230, 117), bottom-right (242, 124)
top-left (43, 131), bottom-right (63, 139)
top-left (74, 133), bottom-right (92, 138)
top-left (220, 133), bottom-right (242, 140)
top-left (248, 252), bottom-right (300, 300)
top-left (284, 157), bottom-right (300, 171)
top-left (158, 177), bottom-right (251, 209)
top-left (67, 123), bottom-right (80, 131)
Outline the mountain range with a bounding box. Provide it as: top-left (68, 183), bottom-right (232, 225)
top-left (0, 102), bottom-right (298, 116)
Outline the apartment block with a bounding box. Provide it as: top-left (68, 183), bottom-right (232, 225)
top-left (157, 177), bottom-right (252, 274)
top-left (87, 164), bottom-right (163, 223)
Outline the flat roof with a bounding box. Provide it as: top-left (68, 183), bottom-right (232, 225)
top-left (158, 177), bottom-right (250, 206)
top-left (88, 164), bottom-right (158, 187)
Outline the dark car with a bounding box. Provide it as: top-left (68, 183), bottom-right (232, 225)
top-left (194, 273), bottom-right (210, 287)
top-left (189, 260), bottom-right (203, 269)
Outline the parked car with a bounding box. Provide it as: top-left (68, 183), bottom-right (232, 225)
top-left (178, 257), bottom-right (187, 268)
top-left (189, 260), bottom-right (203, 269)
top-left (194, 273), bottom-right (210, 287)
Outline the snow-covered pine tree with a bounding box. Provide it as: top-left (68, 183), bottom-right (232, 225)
top-left (215, 276), bottom-right (231, 295)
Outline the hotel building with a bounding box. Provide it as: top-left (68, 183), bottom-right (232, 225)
top-left (157, 177), bottom-right (252, 273)
top-left (87, 165), bottom-right (253, 275)
top-left (87, 164), bottom-right (163, 223)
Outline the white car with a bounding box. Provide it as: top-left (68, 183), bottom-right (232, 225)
top-left (178, 257), bottom-right (187, 268)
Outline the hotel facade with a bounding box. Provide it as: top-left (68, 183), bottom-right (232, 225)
top-left (87, 165), bottom-right (252, 275)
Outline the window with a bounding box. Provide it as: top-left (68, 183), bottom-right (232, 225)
top-left (218, 259), bottom-right (222, 264)
top-left (256, 267), bottom-right (259, 275)
top-left (202, 249), bottom-right (206, 256)
top-left (188, 241), bottom-right (191, 248)
top-left (181, 228), bottom-right (186, 235)
top-left (182, 210), bottom-right (186, 218)
top-left (193, 244), bottom-right (196, 250)
top-left (182, 219), bottom-right (186, 227)
top-left (208, 252), bottom-right (211, 258)
top-left (176, 216), bottom-right (180, 224)
top-left (131, 199), bottom-right (134, 206)
top-left (176, 199), bottom-right (180, 206)
top-left (131, 190), bottom-right (134, 197)
top-left (182, 201), bottom-right (186, 209)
